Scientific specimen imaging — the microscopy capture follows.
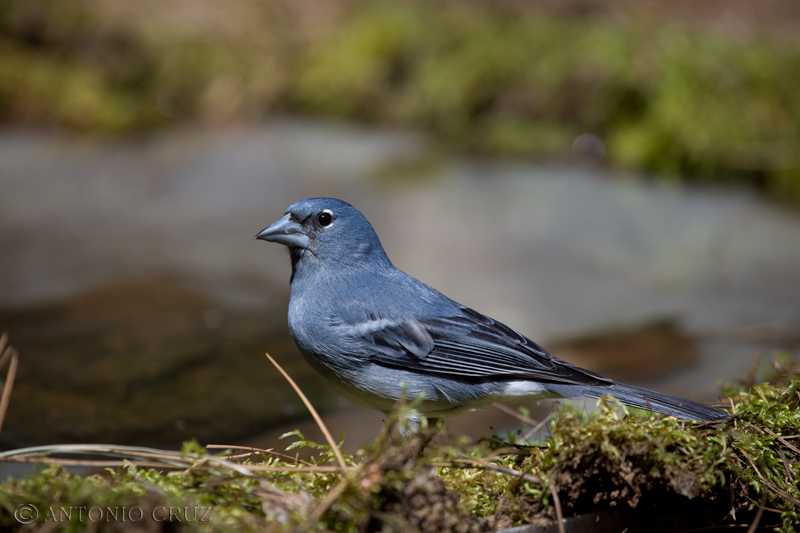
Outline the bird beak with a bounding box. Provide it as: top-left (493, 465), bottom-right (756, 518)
top-left (254, 214), bottom-right (310, 249)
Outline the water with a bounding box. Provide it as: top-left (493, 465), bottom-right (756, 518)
top-left (1, 119), bottom-right (799, 451)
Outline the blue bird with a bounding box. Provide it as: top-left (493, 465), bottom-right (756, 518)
top-left (256, 198), bottom-right (729, 425)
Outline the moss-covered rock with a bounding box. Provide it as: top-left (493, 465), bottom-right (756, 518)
top-left (1, 379), bottom-right (798, 531)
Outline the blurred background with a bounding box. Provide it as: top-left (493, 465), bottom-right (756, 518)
top-left (1, 0), bottom-right (799, 452)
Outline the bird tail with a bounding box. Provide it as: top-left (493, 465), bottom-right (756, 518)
top-left (546, 382), bottom-right (730, 422)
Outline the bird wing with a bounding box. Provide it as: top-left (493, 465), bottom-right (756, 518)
top-left (342, 306), bottom-right (611, 386)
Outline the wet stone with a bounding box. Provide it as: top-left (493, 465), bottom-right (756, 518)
top-left (0, 275), bottom-right (333, 449)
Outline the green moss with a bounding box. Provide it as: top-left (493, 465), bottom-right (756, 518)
top-left (1, 380), bottom-right (799, 531)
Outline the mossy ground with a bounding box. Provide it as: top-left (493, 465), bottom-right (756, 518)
top-left (1, 2), bottom-right (799, 528)
top-left (1, 375), bottom-right (798, 532)
top-left (2, 0), bottom-right (800, 205)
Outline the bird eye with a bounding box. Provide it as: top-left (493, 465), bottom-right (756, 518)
top-left (317, 211), bottom-right (333, 227)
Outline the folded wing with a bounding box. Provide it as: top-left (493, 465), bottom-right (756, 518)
top-left (339, 306), bottom-right (611, 387)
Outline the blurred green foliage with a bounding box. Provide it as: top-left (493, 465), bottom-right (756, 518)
top-left (2, 0), bottom-right (800, 204)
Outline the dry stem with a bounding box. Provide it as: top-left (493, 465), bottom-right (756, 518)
top-left (264, 352), bottom-right (348, 471)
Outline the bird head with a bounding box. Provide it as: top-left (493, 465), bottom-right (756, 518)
top-left (255, 198), bottom-right (391, 271)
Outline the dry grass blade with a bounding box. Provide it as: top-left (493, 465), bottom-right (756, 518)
top-left (0, 444), bottom-right (252, 475)
top-left (206, 444), bottom-right (273, 453)
top-left (484, 446), bottom-right (528, 464)
top-left (0, 333), bottom-right (19, 437)
top-left (523, 414), bottom-right (553, 441)
top-left (549, 478), bottom-right (566, 533)
top-left (207, 444), bottom-right (319, 466)
top-left (214, 451), bottom-right (266, 460)
top-left (244, 465), bottom-right (343, 473)
top-left (264, 352), bottom-right (348, 471)
top-left (434, 459), bottom-right (541, 484)
top-left (7, 458), bottom-right (177, 468)
top-left (491, 403), bottom-right (552, 442)
top-left (0, 333), bottom-right (8, 366)
top-left (492, 402), bottom-right (540, 426)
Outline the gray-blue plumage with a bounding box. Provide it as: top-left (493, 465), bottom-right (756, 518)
top-left (256, 198), bottom-right (729, 422)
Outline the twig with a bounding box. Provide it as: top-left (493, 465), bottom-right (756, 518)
top-left (492, 403), bottom-right (539, 427)
top-left (760, 428), bottom-right (795, 481)
top-left (265, 352), bottom-right (348, 471)
top-left (295, 477), bottom-right (349, 532)
top-left (761, 428), bottom-right (800, 457)
top-left (491, 403), bottom-right (552, 442)
top-left (774, 446), bottom-right (793, 482)
top-left (740, 449), bottom-right (800, 507)
top-left (549, 479), bottom-right (566, 533)
top-left (777, 437), bottom-right (800, 456)
top-left (746, 490), bottom-right (767, 533)
top-left (523, 414), bottom-right (553, 441)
